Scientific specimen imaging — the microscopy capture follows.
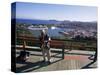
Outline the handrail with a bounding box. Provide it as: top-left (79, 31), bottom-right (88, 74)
top-left (16, 36), bottom-right (97, 51)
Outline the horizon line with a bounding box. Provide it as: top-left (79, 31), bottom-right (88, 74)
top-left (12, 18), bottom-right (97, 22)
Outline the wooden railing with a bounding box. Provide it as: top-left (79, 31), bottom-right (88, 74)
top-left (16, 36), bottom-right (97, 59)
top-left (16, 36), bottom-right (97, 51)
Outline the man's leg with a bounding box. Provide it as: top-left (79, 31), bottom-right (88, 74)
top-left (41, 45), bottom-right (46, 61)
top-left (47, 49), bottom-right (51, 63)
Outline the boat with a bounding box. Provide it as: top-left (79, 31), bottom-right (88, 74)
top-left (28, 25), bottom-right (48, 30)
top-left (28, 25), bottom-right (48, 37)
top-left (59, 31), bottom-right (69, 36)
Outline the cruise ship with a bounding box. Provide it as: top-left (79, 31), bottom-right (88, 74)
top-left (28, 25), bottom-right (48, 37)
top-left (28, 25), bottom-right (48, 30)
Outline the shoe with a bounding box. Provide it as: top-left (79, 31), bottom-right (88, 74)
top-left (47, 61), bottom-right (51, 64)
top-left (42, 60), bottom-right (46, 62)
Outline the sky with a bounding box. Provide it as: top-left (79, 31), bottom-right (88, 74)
top-left (12, 2), bottom-right (98, 22)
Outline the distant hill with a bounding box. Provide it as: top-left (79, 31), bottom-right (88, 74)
top-left (15, 18), bottom-right (61, 24)
top-left (12, 18), bottom-right (97, 30)
top-left (59, 21), bottom-right (97, 29)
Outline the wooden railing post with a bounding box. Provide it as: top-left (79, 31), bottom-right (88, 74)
top-left (23, 41), bottom-right (26, 51)
top-left (62, 43), bottom-right (65, 59)
top-left (69, 42), bottom-right (72, 51)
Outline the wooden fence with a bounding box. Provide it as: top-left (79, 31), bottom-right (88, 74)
top-left (16, 36), bottom-right (97, 59)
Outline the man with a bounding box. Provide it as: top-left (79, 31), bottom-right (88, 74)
top-left (39, 29), bottom-right (51, 64)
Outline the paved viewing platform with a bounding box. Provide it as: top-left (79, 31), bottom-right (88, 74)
top-left (16, 46), bottom-right (97, 73)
